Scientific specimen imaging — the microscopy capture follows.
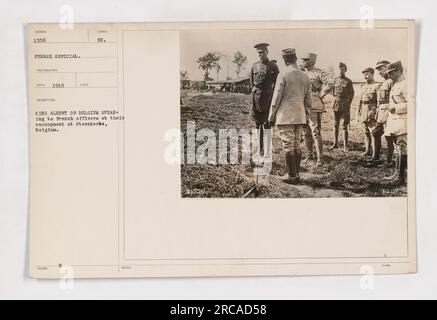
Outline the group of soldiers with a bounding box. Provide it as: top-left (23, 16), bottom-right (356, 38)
top-left (249, 43), bottom-right (408, 186)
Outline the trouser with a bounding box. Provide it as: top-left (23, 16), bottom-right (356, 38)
top-left (333, 109), bottom-right (351, 146)
top-left (362, 120), bottom-right (378, 159)
top-left (372, 123), bottom-right (397, 162)
top-left (394, 134), bottom-right (408, 156)
top-left (277, 124), bottom-right (303, 153)
top-left (252, 110), bottom-right (271, 157)
top-left (277, 124), bottom-right (304, 177)
top-left (304, 112), bottom-right (323, 158)
top-left (385, 135), bottom-right (396, 162)
top-left (387, 134), bottom-right (408, 184)
top-left (370, 122), bottom-right (385, 161)
top-left (334, 109), bottom-right (351, 131)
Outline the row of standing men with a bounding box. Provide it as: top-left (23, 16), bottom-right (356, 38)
top-left (249, 43), bottom-right (408, 186)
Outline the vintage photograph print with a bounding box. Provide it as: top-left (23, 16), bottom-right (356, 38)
top-left (180, 27), bottom-right (411, 198)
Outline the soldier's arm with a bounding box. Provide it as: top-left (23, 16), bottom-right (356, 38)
top-left (249, 66), bottom-right (254, 87)
top-left (330, 79), bottom-right (337, 97)
top-left (374, 84), bottom-right (381, 105)
top-left (394, 83), bottom-right (408, 115)
top-left (384, 82), bottom-right (394, 109)
top-left (356, 88), bottom-right (363, 120)
top-left (376, 85), bottom-right (382, 107)
top-left (358, 92), bottom-right (363, 110)
top-left (348, 80), bottom-right (355, 106)
top-left (357, 103), bottom-right (362, 121)
top-left (304, 78), bottom-right (312, 117)
top-left (271, 64), bottom-right (280, 89)
top-left (319, 71), bottom-right (334, 98)
top-left (272, 63), bottom-right (279, 79)
top-left (395, 102), bottom-right (408, 115)
top-left (270, 72), bottom-right (286, 119)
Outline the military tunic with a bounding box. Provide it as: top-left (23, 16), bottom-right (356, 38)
top-left (376, 77), bottom-right (394, 124)
top-left (358, 81), bottom-right (380, 126)
top-left (385, 74), bottom-right (408, 137)
top-left (271, 64), bottom-right (311, 125)
top-left (249, 59), bottom-right (279, 125)
top-left (333, 76), bottom-right (354, 112)
top-left (303, 66), bottom-right (333, 113)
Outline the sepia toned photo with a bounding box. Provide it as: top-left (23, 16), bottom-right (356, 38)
top-left (27, 21), bottom-right (416, 279)
top-left (180, 27), bottom-right (411, 198)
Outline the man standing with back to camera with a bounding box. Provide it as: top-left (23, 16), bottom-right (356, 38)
top-left (269, 48), bottom-right (312, 185)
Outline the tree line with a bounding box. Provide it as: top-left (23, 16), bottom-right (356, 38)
top-left (181, 51), bottom-right (248, 82)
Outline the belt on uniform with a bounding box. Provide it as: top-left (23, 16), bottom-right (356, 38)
top-left (362, 103), bottom-right (377, 107)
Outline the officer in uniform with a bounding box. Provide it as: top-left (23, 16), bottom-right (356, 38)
top-left (372, 60), bottom-right (395, 167)
top-left (269, 48), bottom-right (311, 184)
top-left (301, 53), bottom-right (333, 166)
top-left (357, 67), bottom-right (381, 159)
top-left (330, 62), bottom-right (354, 151)
top-left (383, 61), bottom-right (408, 185)
top-left (249, 43), bottom-right (280, 164)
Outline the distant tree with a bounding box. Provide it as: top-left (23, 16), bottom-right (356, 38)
top-left (180, 71), bottom-right (190, 89)
top-left (180, 70), bottom-right (189, 81)
top-left (197, 52), bottom-right (221, 81)
top-left (232, 51), bottom-right (247, 78)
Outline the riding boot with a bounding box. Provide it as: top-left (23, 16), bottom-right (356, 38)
top-left (372, 135), bottom-right (381, 161)
top-left (314, 136), bottom-right (323, 167)
top-left (295, 148), bottom-right (302, 177)
top-left (280, 151), bottom-right (300, 184)
top-left (253, 125), bottom-right (264, 166)
top-left (385, 136), bottom-right (395, 165)
top-left (263, 127), bottom-right (273, 163)
top-left (388, 154), bottom-right (407, 186)
top-left (330, 126), bottom-right (339, 150)
top-left (383, 154), bottom-right (400, 181)
top-left (304, 138), bottom-right (314, 162)
top-left (343, 130), bottom-right (349, 152)
top-left (361, 132), bottom-right (372, 157)
top-left (259, 125), bottom-right (264, 157)
top-left (399, 154), bottom-right (407, 183)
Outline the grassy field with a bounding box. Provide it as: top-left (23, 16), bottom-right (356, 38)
top-left (180, 90), bottom-right (407, 198)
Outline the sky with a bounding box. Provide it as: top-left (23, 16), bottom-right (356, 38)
top-left (180, 27), bottom-right (408, 83)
